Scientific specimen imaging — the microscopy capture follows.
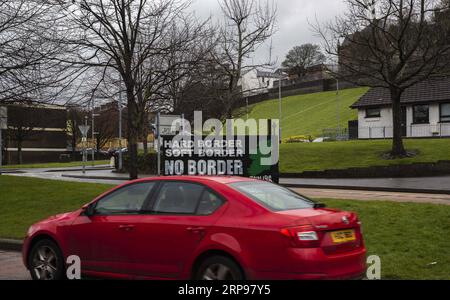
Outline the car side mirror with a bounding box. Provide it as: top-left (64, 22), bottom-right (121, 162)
top-left (82, 204), bottom-right (96, 217)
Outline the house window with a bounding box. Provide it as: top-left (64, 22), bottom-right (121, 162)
top-left (440, 103), bottom-right (450, 123)
top-left (413, 105), bottom-right (430, 124)
top-left (365, 108), bottom-right (381, 118)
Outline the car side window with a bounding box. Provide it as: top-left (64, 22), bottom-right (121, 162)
top-left (197, 190), bottom-right (224, 216)
top-left (95, 182), bottom-right (155, 215)
top-left (153, 182), bottom-right (204, 215)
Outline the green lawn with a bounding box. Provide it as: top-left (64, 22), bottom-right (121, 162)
top-left (0, 176), bottom-right (113, 239)
top-left (2, 160), bottom-right (110, 170)
top-left (0, 176), bottom-right (449, 279)
top-left (280, 138), bottom-right (450, 173)
top-left (323, 199), bottom-right (450, 280)
top-left (243, 87), bottom-right (369, 138)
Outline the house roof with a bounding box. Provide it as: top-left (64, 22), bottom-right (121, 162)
top-left (351, 77), bottom-right (450, 109)
top-left (256, 70), bottom-right (279, 78)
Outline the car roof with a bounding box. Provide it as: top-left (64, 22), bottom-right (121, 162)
top-left (133, 176), bottom-right (259, 185)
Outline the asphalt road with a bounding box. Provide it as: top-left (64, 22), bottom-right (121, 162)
top-left (0, 251), bottom-right (30, 280)
top-left (294, 188), bottom-right (450, 205)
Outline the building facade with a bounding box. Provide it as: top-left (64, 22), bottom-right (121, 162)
top-left (240, 69), bottom-right (280, 97)
top-left (351, 77), bottom-right (450, 139)
top-left (1, 104), bottom-right (68, 164)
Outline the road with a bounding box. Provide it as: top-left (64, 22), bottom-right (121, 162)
top-left (0, 251), bottom-right (30, 280)
top-left (294, 188), bottom-right (450, 205)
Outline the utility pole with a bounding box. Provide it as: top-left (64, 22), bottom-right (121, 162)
top-left (156, 113), bottom-right (161, 176)
top-left (84, 116), bottom-right (88, 174)
top-left (91, 99), bottom-right (100, 167)
top-left (278, 73), bottom-right (283, 142)
top-left (336, 78), bottom-right (341, 133)
top-left (0, 107), bottom-right (5, 175)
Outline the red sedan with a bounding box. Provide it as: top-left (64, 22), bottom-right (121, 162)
top-left (23, 176), bottom-right (366, 280)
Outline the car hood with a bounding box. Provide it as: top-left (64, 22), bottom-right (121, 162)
top-left (39, 210), bottom-right (80, 225)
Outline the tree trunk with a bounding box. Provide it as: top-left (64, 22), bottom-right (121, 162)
top-left (142, 137), bottom-right (148, 155)
top-left (390, 87), bottom-right (407, 157)
top-left (71, 130), bottom-right (77, 158)
top-left (127, 91), bottom-right (139, 180)
top-left (142, 112), bottom-right (149, 155)
top-left (17, 140), bottom-right (22, 165)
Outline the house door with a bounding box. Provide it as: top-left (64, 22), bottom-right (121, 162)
top-left (401, 107), bottom-right (407, 137)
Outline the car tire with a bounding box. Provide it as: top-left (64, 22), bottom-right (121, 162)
top-left (195, 256), bottom-right (244, 280)
top-left (28, 239), bottom-right (65, 280)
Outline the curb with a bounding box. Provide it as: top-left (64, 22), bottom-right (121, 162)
top-left (282, 183), bottom-right (450, 195)
top-left (0, 239), bottom-right (23, 252)
top-left (45, 167), bottom-right (113, 173)
top-left (61, 174), bottom-right (131, 181)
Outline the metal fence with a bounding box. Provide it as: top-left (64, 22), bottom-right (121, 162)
top-left (322, 128), bottom-right (350, 141)
top-left (359, 123), bottom-right (450, 139)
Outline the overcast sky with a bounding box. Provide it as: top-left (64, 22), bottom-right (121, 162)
top-left (190, 0), bottom-right (347, 67)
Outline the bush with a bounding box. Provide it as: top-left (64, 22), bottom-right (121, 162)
top-left (117, 152), bottom-right (158, 175)
top-left (283, 135), bottom-right (315, 144)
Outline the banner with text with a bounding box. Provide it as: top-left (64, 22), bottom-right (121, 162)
top-left (162, 135), bottom-right (279, 183)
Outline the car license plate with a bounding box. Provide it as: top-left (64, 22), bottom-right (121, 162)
top-left (331, 229), bottom-right (356, 244)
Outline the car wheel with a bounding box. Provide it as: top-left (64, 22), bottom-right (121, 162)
top-left (28, 239), bottom-right (65, 280)
top-left (196, 256), bottom-right (244, 280)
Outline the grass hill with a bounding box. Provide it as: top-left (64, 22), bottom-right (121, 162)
top-left (242, 87), bottom-right (369, 138)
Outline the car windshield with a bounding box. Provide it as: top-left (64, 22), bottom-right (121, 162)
top-left (229, 181), bottom-right (315, 211)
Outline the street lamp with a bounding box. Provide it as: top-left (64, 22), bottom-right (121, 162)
top-left (0, 107), bottom-right (7, 176)
top-left (325, 69), bottom-right (341, 137)
top-left (91, 105), bottom-right (100, 167)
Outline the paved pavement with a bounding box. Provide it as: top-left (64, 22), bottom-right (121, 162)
top-left (7, 168), bottom-right (125, 185)
top-left (0, 251), bottom-right (30, 280)
top-left (281, 176), bottom-right (450, 194)
top-left (295, 188), bottom-right (450, 206)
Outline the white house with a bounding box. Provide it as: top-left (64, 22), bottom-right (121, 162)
top-left (240, 69), bottom-right (280, 97)
top-left (351, 77), bottom-right (450, 139)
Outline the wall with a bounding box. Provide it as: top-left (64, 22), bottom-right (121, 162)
top-left (3, 105), bottom-right (68, 164)
top-left (358, 107), bottom-right (393, 138)
top-left (358, 103), bottom-right (450, 138)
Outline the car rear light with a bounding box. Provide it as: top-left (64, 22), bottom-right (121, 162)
top-left (280, 225), bottom-right (321, 248)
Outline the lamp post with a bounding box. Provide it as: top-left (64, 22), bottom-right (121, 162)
top-left (91, 108), bottom-right (100, 167)
top-left (0, 107), bottom-right (6, 175)
top-left (84, 116), bottom-right (88, 174)
top-left (278, 75), bottom-right (282, 139)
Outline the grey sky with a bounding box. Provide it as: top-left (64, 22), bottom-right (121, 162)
top-left (190, 0), bottom-right (347, 67)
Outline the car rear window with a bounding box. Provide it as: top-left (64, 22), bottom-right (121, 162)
top-left (229, 181), bottom-right (315, 211)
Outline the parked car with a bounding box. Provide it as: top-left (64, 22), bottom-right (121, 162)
top-left (23, 176), bottom-right (366, 280)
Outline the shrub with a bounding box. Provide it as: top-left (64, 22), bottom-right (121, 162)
top-left (283, 135), bottom-right (315, 144)
top-left (117, 152), bottom-right (158, 175)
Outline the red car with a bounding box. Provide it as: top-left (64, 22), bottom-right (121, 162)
top-left (23, 176), bottom-right (366, 280)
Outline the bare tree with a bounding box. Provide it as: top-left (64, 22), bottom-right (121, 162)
top-left (66, 106), bottom-right (86, 157)
top-left (0, 1), bottom-right (77, 105)
top-left (95, 105), bottom-right (120, 152)
top-left (316, 0), bottom-right (450, 157)
top-left (59, 0), bottom-right (208, 179)
top-left (282, 44), bottom-right (326, 78)
top-left (213, 0), bottom-right (277, 118)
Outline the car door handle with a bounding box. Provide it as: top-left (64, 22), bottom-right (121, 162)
top-left (186, 227), bottom-right (205, 233)
top-left (118, 225), bottom-right (135, 231)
